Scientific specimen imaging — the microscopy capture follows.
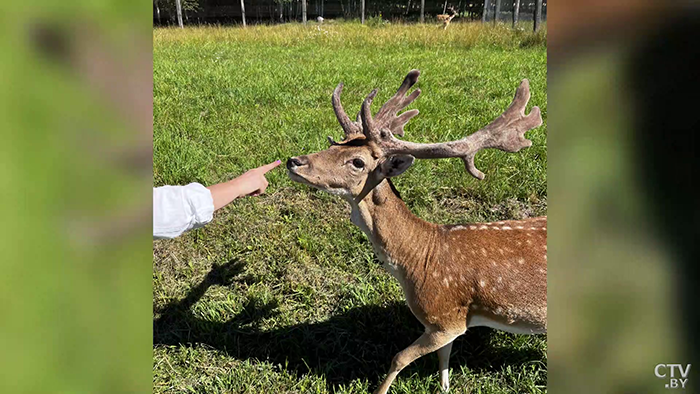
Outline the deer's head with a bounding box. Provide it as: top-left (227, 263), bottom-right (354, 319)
top-left (287, 70), bottom-right (542, 203)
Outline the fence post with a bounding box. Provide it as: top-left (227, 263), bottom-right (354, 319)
top-left (420, 0), bottom-right (425, 23)
top-left (513, 0), bottom-right (520, 26)
top-left (240, 0), bottom-right (246, 26)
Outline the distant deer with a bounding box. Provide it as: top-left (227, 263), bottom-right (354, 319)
top-left (437, 6), bottom-right (458, 29)
top-left (287, 70), bottom-right (546, 394)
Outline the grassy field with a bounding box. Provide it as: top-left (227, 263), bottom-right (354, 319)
top-left (154, 22), bottom-right (547, 394)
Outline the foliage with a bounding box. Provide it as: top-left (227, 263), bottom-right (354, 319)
top-left (366, 12), bottom-right (391, 28)
top-left (155, 0), bottom-right (200, 14)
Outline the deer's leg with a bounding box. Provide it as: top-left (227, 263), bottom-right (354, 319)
top-left (437, 340), bottom-right (454, 392)
top-left (374, 329), bottom-right (462, 394)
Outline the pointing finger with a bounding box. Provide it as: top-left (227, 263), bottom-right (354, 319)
top-left (259, 160), bottom-right (282, 174)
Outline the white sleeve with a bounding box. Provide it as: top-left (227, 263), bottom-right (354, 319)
top-left (153, 183), bottom-right (215, 239)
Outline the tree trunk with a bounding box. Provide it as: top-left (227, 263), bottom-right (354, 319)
top-left (482, 0), bottom-right (489, 23)
top-left (494, 0), bottom-right (501, 23)
top-left (321, 0), bottom-right (324, 16)
top-left (513, 0), bottom-right (520, 26)
top-left (361, 0), bottom-right (365, 24)
top-left (405, 0), bottom-right (411, 16)
top-left (533, 0), bottom-right (542, 31)
top-left (279, 1), bottom-right (283, 22)
top-left (175, 0), bottom-right (184, 27)
top-left (443, 0), bottom-right (447, 14)
top-left (420, 0), bottom-right (424, 23)
top-left (155, 0), bottom-right (161, 24)
top-left (240, 0), bottom-right (247, 26)
top-left (302, 0), bottom-right (307, 24)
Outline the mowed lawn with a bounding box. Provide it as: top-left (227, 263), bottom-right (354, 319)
top-left (154, 22), bottom-right (547, 394)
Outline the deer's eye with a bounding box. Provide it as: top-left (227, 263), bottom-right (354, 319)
top-left (351, 158), bottom-right (365, 169)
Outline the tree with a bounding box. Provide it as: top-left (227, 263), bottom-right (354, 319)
top-left (482, 0), bottom-right (490, 23)
top-left (302, 0), bottom-right (307, 24)
top-left (241, 0), bottom-right (246, 26)
top-left (513, 0), bottom-right (520, 26)
top-left (420, 0), bottom-right (424, 23)
top-left (175, 0), bottom-right (184, 27)
top-left (361, 0), bottom-right (365, 23)
top-left (534, 0), bottom-right (542, 31)
top-left (494, 0), bottom-right (501, 24)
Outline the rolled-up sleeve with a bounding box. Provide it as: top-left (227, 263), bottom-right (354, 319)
top-left (153, 183), bottom-right (215, 239)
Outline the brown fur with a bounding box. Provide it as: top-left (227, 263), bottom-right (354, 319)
top-left (287, 70), bottom-right (545, 394)
top-left (359, 180), bottom-right (546, 334)
top-left (437, 8), bottom-right (457, 29)
top-left (437, 13), bottom-right (457, 29)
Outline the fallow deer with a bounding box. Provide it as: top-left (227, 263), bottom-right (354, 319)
top-left (287, 70), bottom-right (546, 394)
top-left (437, 7), bottom-right (458, 29)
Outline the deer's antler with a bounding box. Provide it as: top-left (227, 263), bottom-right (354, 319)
top-left (330, 83), bottom-right (363, 143)
top-left (361, 74), bottom-right (542, 180)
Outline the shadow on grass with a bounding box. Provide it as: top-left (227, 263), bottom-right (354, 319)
top-left (154, 260), bottom-right (545, 388)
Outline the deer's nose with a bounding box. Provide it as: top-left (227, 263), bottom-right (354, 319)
top-left (287, 157), bottom-right (306, 170)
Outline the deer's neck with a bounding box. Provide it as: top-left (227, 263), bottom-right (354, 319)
top-left (349, 180), bottom-right (437, 270)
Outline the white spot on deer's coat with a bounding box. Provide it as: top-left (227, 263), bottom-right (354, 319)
top-left (491, 260), bottom-right (497, 267)
top-left (479, 280), bottom-right (487, 287)
top-left (479, 225), bottom-right (488, 230)
top-left (502, 226), bottom-right (512, 230)
top-left (481, 248), bottom-right (487, 256)
top-left (516, 226), bottom-right (524, 230)
top-left (518, 258), bottom-right (525, 265)
top-left (443, 278), bottom-right (450, 288)
top-left (469, 225), bottom-right (477, 230)
top-left (497, 276), bottom-right (503, 283)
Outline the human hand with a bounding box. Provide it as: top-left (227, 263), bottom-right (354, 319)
top-left (207, 160), bottom-right (282, 210)
top-left (233, 160), bottom-right (282, 197)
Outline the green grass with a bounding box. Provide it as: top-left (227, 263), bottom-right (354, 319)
top-left (154, 22), bottom-right (547, 394)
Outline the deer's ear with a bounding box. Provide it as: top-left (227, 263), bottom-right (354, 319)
top-left (379, 155), bottom-right (415, 178)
